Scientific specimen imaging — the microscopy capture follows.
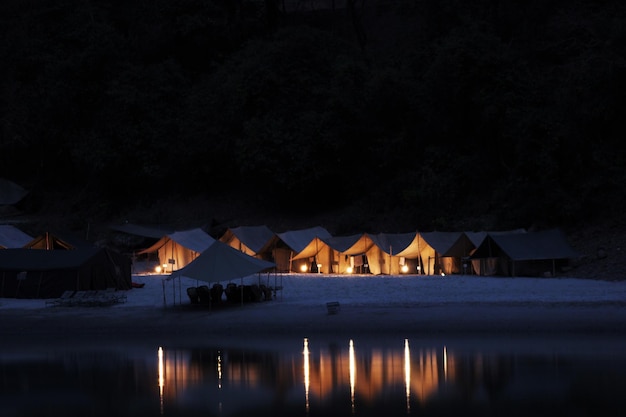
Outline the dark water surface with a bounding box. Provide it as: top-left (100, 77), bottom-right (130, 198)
top-left (2, 335), bottom-right (626, 416)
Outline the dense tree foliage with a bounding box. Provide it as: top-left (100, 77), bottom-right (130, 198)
top-left (1, 0), bottom-right (625, 233)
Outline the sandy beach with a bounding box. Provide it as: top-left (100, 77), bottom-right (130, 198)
top-left (2, 274), bottom-right (626, 351)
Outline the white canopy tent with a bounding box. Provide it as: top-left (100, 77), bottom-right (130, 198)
top-left (170, 240), bottom-right (277, 306)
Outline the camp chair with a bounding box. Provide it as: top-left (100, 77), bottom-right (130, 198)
top-left (187, 287), bottom-right (200, 304)
top-left (197, 285), bottom-right (211, 305)
top-left (74, 290), bottom-right (98, 306)
top-left (210, 283), bottom-right (224, 303)
top-left (224, 283), bottom-right (239, 303)
top-left (94, 288), bottom-right (126, 306)
top-left (45, 290), bottom-right (76, 307)
top-left (259, 284), bottom-right (272, 301)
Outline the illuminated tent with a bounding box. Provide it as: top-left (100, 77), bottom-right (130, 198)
top-left (0, 225), bottom-right (33, 249)
top-left (418, 232), bottom-right (475, 275)
top-left (276, 226), bottom-right (332, 273)
top-left (323, 233), bottom-right (376, 274)
top-left (24, 231), bottom-right (93, 250)
top-left (136, 228), bottom-right (215, 272)
top-left (284, 232), bottom-right (377, 274)
top-left (218, 225), bottom-right (278, 260)
top-left (365, 232), bottom-right (426, 275)
top-left (0, 247), bottom-right (132, 299)
top-left (469, 228), bottom-right (579, 277)
top-left (171, 240), bottom-right (275, 284)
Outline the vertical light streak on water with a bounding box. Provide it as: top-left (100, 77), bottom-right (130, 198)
top-left (349, 339), bottom-right (356, 414)
top-left (303, 338), bottom-right (310, 414)
top-left (404, 339), bottom-right (411, 414)
top-left (217, 350), bottom-right (223, 415)
top-left (158, 346), bottom-right (164, 415)
top-left (443, 346), bottom-right (448, 382)
top-left (217, 351), bottom-right (222, 389)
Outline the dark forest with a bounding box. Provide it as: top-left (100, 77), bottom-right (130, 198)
top-left (2, 0), bottom-right (625, 236)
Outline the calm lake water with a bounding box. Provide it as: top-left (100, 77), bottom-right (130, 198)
top-left (2, 335), bottom-right (626, 416)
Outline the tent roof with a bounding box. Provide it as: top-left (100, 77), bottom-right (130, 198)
top-left (0, 247), bottom-right (108, 270)
top-left (323, 233), bottom-right (374, 255)
top-left (171, 240), bottom-right (275, 283)
top-left (109, 223), bottom-right (176, 239)
top-left (219, 225), bottom-right (277, 254)
top-left (368, 232), bottom-right (418, 255)
top-left (277, 226), bottom-right (332, 253)
top-left (0, 179), bottom-right (28, 205)
top-left (465, 229), bottom-right (527, 247)
top-left (290, 237), bottom-right (328, 260)
top-left (137, 228), bottom-right (215, 254)
top-left (419, 231), bottom-right (468, 256)
top-left (25, 231), bottom-right (94, 250)
top-left (470, 229), bottom-right (579, 261)
top-left (0, 225), bottom-right (33, 248)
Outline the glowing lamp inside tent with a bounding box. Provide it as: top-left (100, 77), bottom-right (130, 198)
top-left (162, 263), bottom-right (168, 273)
top-left (441, 272), bottom-right (446, 276)
top-left (316, 264), bottom-right (322, 274)
top-left (155, 265), bottom-right (162, 274)
top-left (346, 266), bottom-right (353, 274)
top-left (300, 264), bottom-right (308, 273)
top-left (401, 265), bottom-right (409, 273)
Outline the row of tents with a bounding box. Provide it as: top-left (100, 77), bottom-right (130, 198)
top-left (111, 223), bottom-right (580, 279)
top-left (0, 223), bottom-right (580, 299)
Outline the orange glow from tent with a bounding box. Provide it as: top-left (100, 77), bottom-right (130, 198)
top-left (300, 264), bottom-right (308, 273)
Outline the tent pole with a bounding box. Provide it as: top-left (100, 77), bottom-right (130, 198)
top-left (417, 230), bottom-right (422, 275)
top-left (171, 242), bottom-right (176, 303)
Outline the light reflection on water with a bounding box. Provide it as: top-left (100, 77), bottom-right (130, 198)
top-left (2, 337), bottom-right (626, 416)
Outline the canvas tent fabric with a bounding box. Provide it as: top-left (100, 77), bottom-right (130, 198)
top-left (419, 231), bottom-right (476, 275)
top-left (0, 247), bottom-right (132, 299)
top-left (219, 225), bottom-right (277, 259)
top-left (25, 231), bottom-right (94, 250)
top-left (366, 232), bottom-right (422, 275)
top-left (0, 225), bottom-right (33, 249)
top-left (469, 228), bottom-right (580, 277)
top-left (289, 233), bottom-right (377, 274)
top-left (275, 226), bottom-right (332, 273)
top-left (171, 240), bottom-right (275, 283)
top-left (137, 228), bottom-right (215, 272)
top-left (322, 233), bottom-right (376, 274)
top-left (464, 229), bottom-right (527, 249)
top-left (360, 232), bottom-right (475, 275)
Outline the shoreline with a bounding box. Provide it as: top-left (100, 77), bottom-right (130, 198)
top-left (3, 274), bottom-right (626, 354)
top-left (3, 300), bottom-right (626, 351)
